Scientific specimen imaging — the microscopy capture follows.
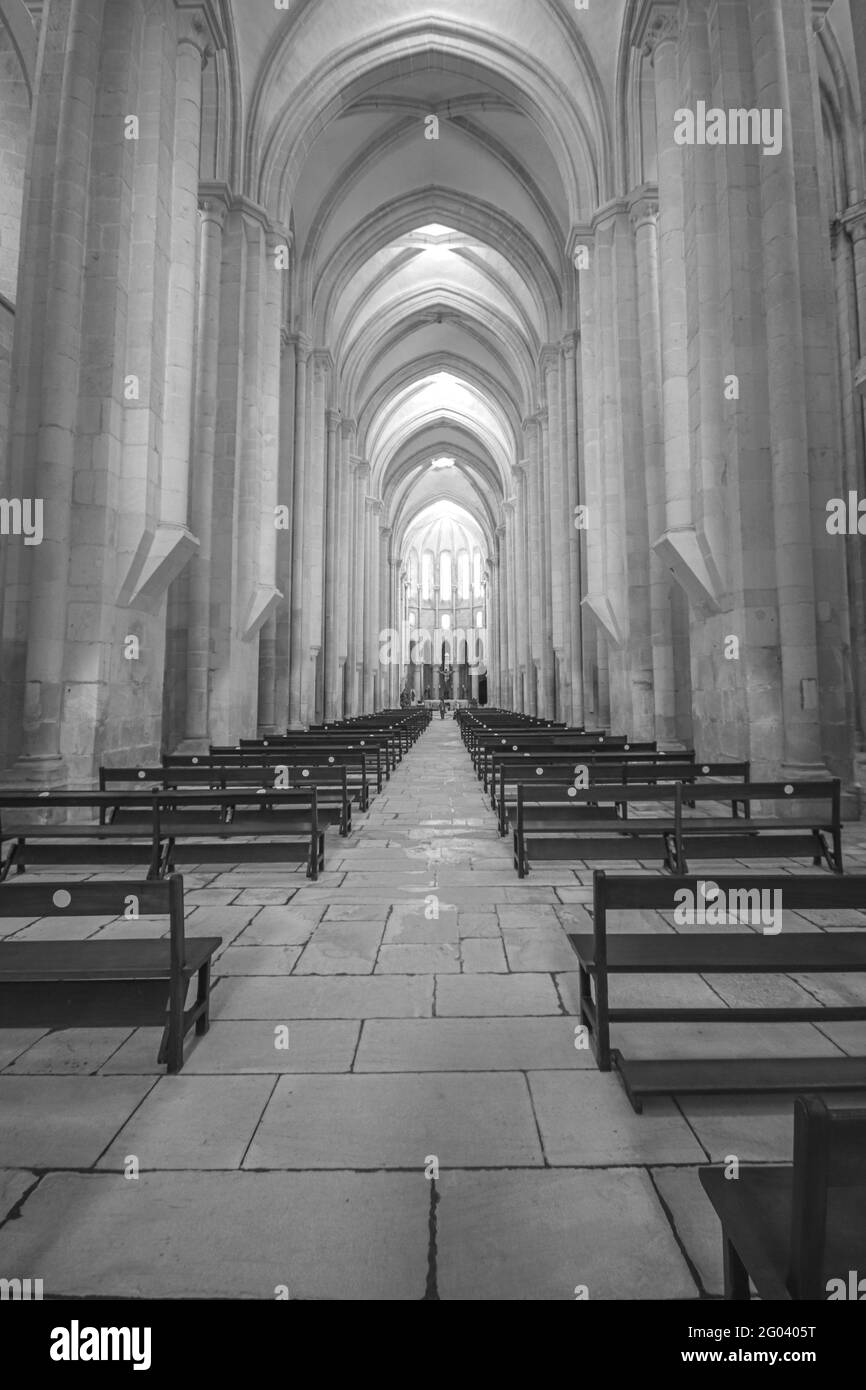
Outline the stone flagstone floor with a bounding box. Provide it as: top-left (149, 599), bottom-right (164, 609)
top-left (1, 719), bottom-right (866, 1300)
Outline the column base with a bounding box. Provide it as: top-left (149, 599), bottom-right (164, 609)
top-left (174, 738), bottom-right (212, 756)
top-left (0, 755), bottom-right (71, 792)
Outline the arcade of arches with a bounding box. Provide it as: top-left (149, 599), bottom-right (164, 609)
top-left (0, 0), bottom-right (864, 794)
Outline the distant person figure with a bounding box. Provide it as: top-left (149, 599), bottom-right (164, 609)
top-left (439, 698), bottom-right (446, 719)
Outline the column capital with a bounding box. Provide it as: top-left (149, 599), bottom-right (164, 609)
top-left (811, 0), bottom-right (833, 34)
top-left (365, 495), bottom-right (383, 514)
top-left (495, 522), bottom-right (507, 537)
top-left (353, 458), bottom-right (371, 478)
top-left (512, 460), bottom-right (528, 481)
top-left (341, 416), bottom-right (357, 438)
top-left (539, 344), bottom-right (561, 377)
top-left (326, 408), bottom-right (342, 431)
top-left (289, 332), bottom-right (312, 363)
top-left (522, 412), bottom-right (545, 434)
top-left (312, 348), bottom-right (334, 378)
top-left (631, 1), bottom-right (679, 60)
top-left (561, 331), bottom-right (578, 360)
top-left (175, 1), bottom-right (226, 58)
top-left (266, 226), bottom-right (293, 259)
top-left (628, 184), bottom-right (660, 231)
top-left (198, 181), bottom-right (231, 226)
top-left (502, 497), bottom-right (517, 515)
top-left (839, 201), bottom-right (866, 244)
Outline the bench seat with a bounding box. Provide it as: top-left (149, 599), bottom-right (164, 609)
top-left (0, 877), bottom-right (219, 1072)
top-left (621, 1057), bottom-right (866, 1114)
top-left (570, 931), bottom-right (866, 974)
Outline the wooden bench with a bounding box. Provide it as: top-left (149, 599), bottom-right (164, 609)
top-left (674, 779), bottom-right (843, 873)
top-left (0, 792), bottom-right (163, 880)
top-left (166, 747), bottom-right (373, 808)
top-left (700, 1095), bottom-right (866, 1299)
top-left (100, 762), bottom-right (354, 836)
top-left (214, 740), bottom-right (384, 797)
top-left (0, 876), bottom-right (219, 1073)
top-left (569, 871), bottom-right (866, 1111)
top-left (0, 788), bottom-right (324, 880)
top-left (477, 735), bottom-right (656, 790)
top-left (493, 754), bottom-right (722, 834)
top-left (513, 783), bottom-right (683, 877)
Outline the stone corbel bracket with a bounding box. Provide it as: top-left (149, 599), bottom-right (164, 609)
top-left (119, 525), bottom-right (200, 614)
top-left (581, 594), bottom-right (624, 649)
top-left (653, 527), bottom-right (723, 618)
top-left (855, 356), bottom-right (866, 397)
top-left (242, 586), bottom-right (283, 642)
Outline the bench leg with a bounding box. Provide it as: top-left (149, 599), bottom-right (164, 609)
top-left (723, 1237), bottom-right (751, 1301)
top-left (195, 961), bottom-right (212, 1036)
top-left (595, 972), bottom-right (611, 1071)
top-left (165, 972), bottom-right (186, 1074)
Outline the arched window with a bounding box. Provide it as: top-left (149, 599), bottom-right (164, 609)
top-left (409, 551), bottom-right (418, 589)
top-left (457, 551), bottom-right (470, 601)
top-left (422, 552), bottom-right (433, 601)
top-left (440, 551), bottom-right (452, 602)
top-left (473, 550), bottom-right (482, 597)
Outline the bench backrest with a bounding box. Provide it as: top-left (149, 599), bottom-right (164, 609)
top-left (0, 875), bottom-right (187, 969)
top-left (676, 779), bottom-right (840, 821)
top-left (789, 1095), bottom-right (866, 1299)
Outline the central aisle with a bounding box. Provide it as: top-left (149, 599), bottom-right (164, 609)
top-left (0, 717), bottom-right (708, 1300)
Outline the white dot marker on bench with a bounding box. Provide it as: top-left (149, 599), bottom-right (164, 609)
top-left (513, 745), bottom-right (518, 751)
top-left (302, 769), bottom-right (309, 778)
top-left (39, 792), bottom-right (50, 798)
top-left (52, 889), bottom-right (72, 909)
top-left (138, 770), bottom-right (146, 779)
top-left (192, 757), bottom-right (199, 765)
top-left (702, 765), bottom-right (710, 774)
top-left (536, 768), bottom-right (544, 775)
top-left (567, 787), bottom-right (577, 798)
top-left (784, 784), bottom-right (794, 795)
top-left (624, 744), bottom-right (630, 751)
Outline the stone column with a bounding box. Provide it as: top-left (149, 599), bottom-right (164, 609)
top-left (748, 0), bottom-right (825, 772)
top-left (503, 498), bottom-right (519, 709)
top-left (495, 522), bottom-right (510, 707)
top-left (349, 460), bottom-right (369, 714)
top-left (641, 5), bottom-right (691, 537)
top-left (837, 207), bottom-right (866, 744)
top-left (161, 5), bottom-right (211, 536)
top-left (336, 419), bottom-right (355, 715)
top-left (363, 496), bottom-right (382, 711)
top-left (533, 410), bottom-right (555, 716)
top-left (9, 0), bottom-right (105, 777)
top-left (287, 337), bottom-right (310, 728)
top-left (630, 189), bottom-right (677, 745)
top-left (542, 347), bottom-right (570, 720)
top-left (274, 326), bottom-right (296, 732)
top-left (562, 335), bottom-right (584, 727)
top-left (182, 190), bottom-right (228, 749)
top-left (323, 407), bottom-right (341, 722)
top-left (254, 227), bottom-right (284, 733)
top-left (302, 351), bottom-right (329, 725)
top-left (522, 420), bottom-right (544, 716)
top-left (512, 464), bottom-right (532, 715)
top-left (487, 559), bottom-right (500, 707)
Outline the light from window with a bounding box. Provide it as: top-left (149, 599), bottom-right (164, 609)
top-left (440, 551), bottom-right (452, 601)
top-left (473, 550), bottom-right (482, 597)
top-left (422, 552), bottom-right (433, 601)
